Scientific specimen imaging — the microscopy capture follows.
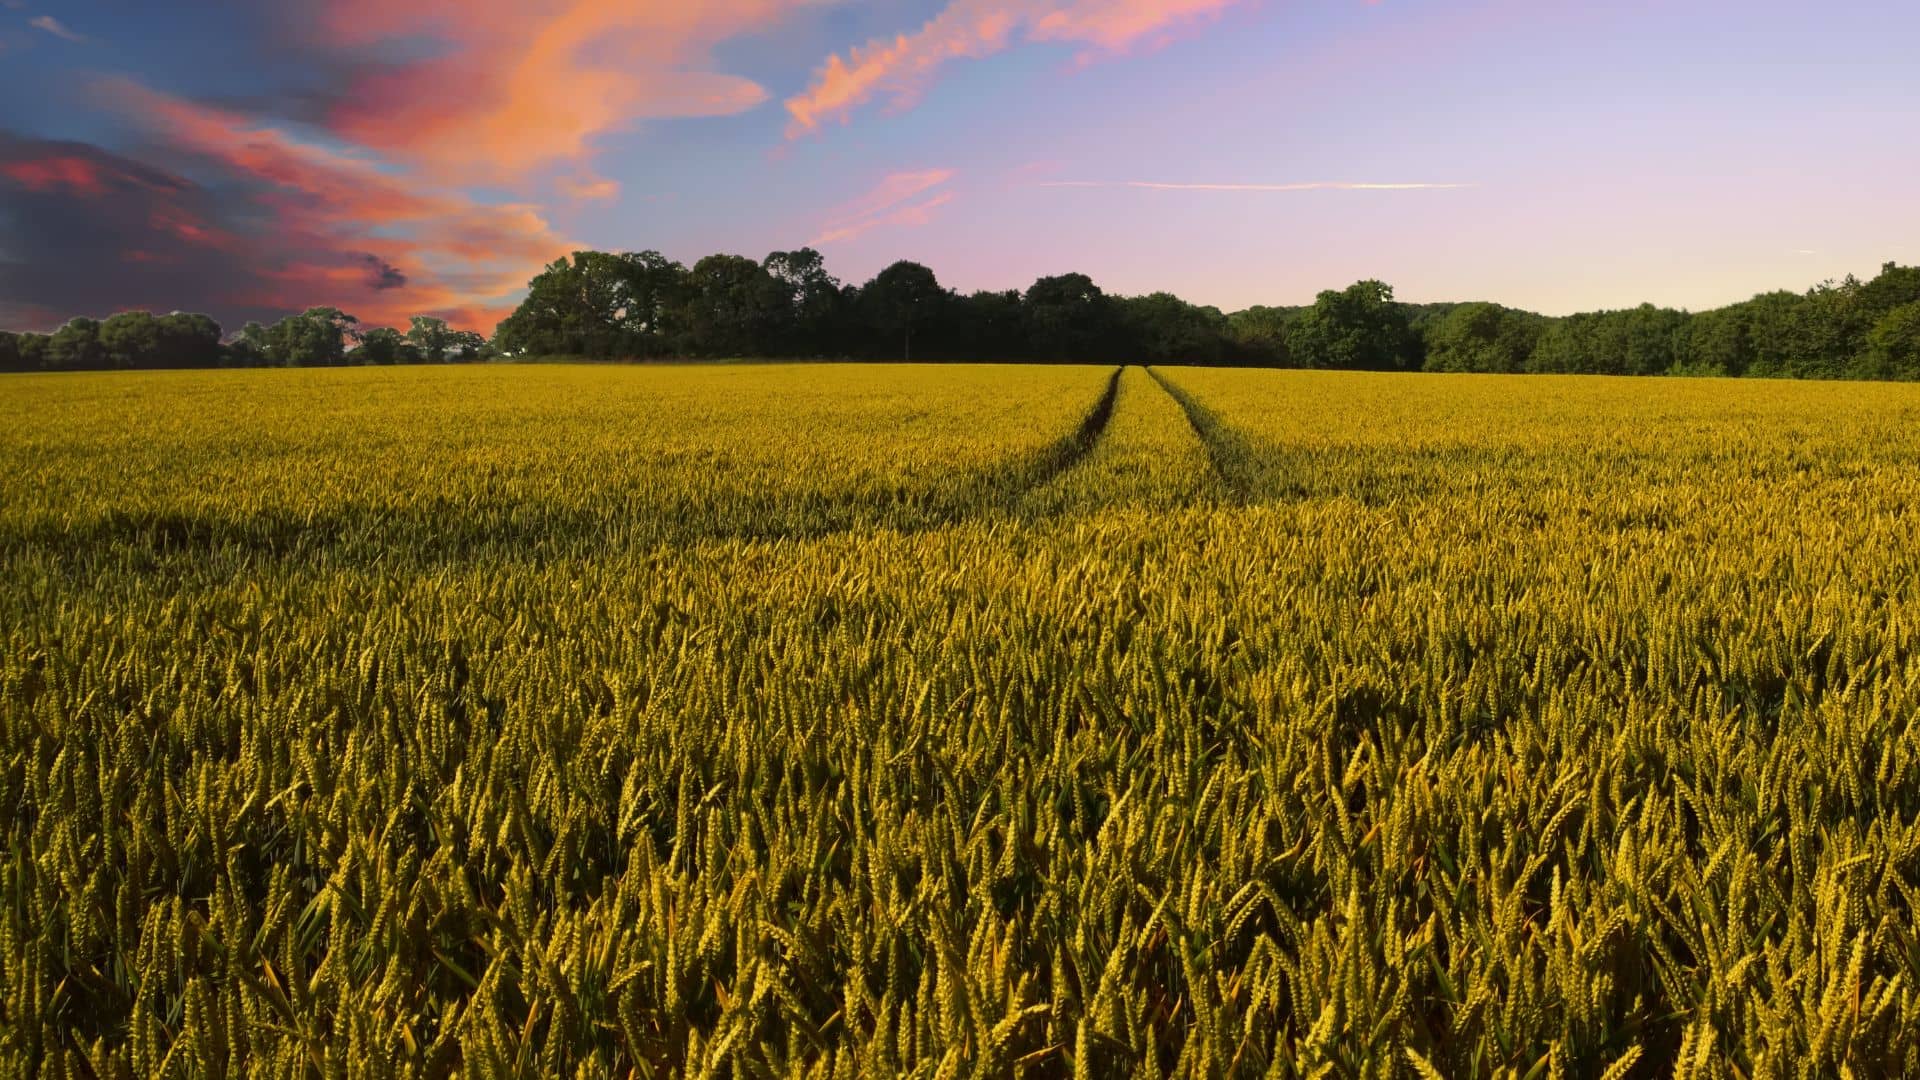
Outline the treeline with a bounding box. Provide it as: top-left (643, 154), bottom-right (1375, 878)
top-left (0, 309), bottom-right (492, 372)
top-left (5, 252), bottom-right (1919, 379)
top-left (496, 251), bottom-right (1920, 378)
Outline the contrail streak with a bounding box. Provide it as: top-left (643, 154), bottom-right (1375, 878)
top-left (1036, 180), bottom-right (1476, 191)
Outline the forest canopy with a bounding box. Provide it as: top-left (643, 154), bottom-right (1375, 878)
top-left (4, 255), bottom-right (1918, 381)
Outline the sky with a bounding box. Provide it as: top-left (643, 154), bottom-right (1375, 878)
top-left (0, 0), bottom-right (1916, 333)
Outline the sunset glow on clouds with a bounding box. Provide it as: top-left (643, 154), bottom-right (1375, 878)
top-left (2, 0), bottom-right (1918, 332)
top-left (784, 0), bottom-right (1249, 135)
top-left (315, 0), bottom-right (794, 182)
top-left (0, 155), bottom-right (121, 197)
top-left (813, 170), bottom-right (957, 245)
top-left (91, 78), bottom-right (571, 328)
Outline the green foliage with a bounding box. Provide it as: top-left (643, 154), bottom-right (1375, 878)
top-left (1862, 301), bottom-right (1920, 379)
top-left (45, 317), bottom-right (106, 370)
top-left (1224, 306), bottom-right (1296, 366)
top-left (6, 363), bottom-right (1920, 1076)
top-left (17, 331), bottom-right (48, 370)
top-left (1117, 292), bottom-right (1229, 365)
top-left (1528, 304), bottom-right (1689, 376)
top-left (11, 259), bottom-right (1920, 380)
top-left (353, 326), bottom-right (419, 365)
top-left (406, 316), bottom-right (457, 363)
top-left (857, 260), bottom-right (949, 361)
top-left (959, 289), bottom-right (1032, 360)
top-left (97, 310), bottom-right (162, 368)
top-left (762, 247), bottom-right (844, 355)
top-left (494, 251), bottom-right (663, 358)
top-left (1422, 302), bottom-right (1545, 373)
top-left (680, 254), bottom-right (789, 356)
top-left (259, 307), bottom-right (361, 367)
top-left (1024, 273), bottom-right (1116, 361)
top-left (1287, 280), bottom-right (1420, 371)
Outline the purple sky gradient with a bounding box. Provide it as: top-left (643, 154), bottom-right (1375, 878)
top-left (1, 0), bottom-right (1915, 331)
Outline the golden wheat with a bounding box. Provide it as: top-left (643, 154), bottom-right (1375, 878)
top-left (2, 362), bottom-right (1918, 1078)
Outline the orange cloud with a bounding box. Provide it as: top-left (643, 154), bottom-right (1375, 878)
top-left (786, 0), bottom-right (1247, 136)
top-left (812, 169), bottom-right (956, 244)
top-left (316, 0), bottom-right (801, 181)
top-left (94, 78), bottom-right (573, 330)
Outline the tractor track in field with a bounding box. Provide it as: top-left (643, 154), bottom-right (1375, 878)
top-left (14, 367), bottom-right (1132, 573)
top-left (1145, 366), bottom-right (1258, 505)
top-left (1016, 364), bottom-right (1124, 492)
top-left (19, 368), bottom-right (1131, 569)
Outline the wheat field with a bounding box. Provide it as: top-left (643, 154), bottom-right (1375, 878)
top-left (4, 363), bottom-right (1920, 1078)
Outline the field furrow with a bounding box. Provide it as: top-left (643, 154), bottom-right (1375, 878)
top-left (1020, 366), bottom-right (1219, 515)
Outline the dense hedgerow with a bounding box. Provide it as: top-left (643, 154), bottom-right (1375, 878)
top-left (2, 363), bottom-right (1919, 1078)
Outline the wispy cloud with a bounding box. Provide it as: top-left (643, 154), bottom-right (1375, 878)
top-left (1037, 180), bottom-right (1478, 192)
top-left (557, 173), bottom-right (622, 202)
top-left (1, 154), bottom-right (133, 197)
top-left (812, 168), bottom-right (956, 244)
top-left (29, 14), bottom-right (84, 42)
top-left (786, 0), bottom-right (1248, 137)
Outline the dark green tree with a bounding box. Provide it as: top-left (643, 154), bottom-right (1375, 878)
top-left (99, 311), bottom-right (162, 369)
top-left (1862, 301), bottom-right (1920, 380)
top-left (45, 318), bottom-right (106, 371)
top-left (1795, 280), bottom-right (1869, 378)
top-left (155, 313), bottom-right (223, 367)
top-left (494, 250), bottom-right (687, 357)
top-left (229, 322), bottom-right (272, 367)
top-left (1678, 306), bottom-right (1751, 377)
top-left (764, 248), bottom-right (844, 355)
top-left (1734, 291), bottom-right (1809, 378)
top-left (496, 252), bottom-right (635, 357)
top-left (957, 290), bottom-right (1031, 361)
top-left (1422, 302), bottom-right (1544, 373)
top-left (261, 308), bottom-right (359, 366)
top-left (859, 261), bottom-right (948, 361)
top-left (406, 316), bottom-right (457, 363)
top-left (1224, 306), bottom-right (1297, 366)
top-left (1024, 273), bottom-right (1117, 362)
top-left (447, 330), bottom-right (490, 361)
top-left (18, 333), bottom-right (49, 371)
top-left (619, 250), bottom-right (689, 357)
top-left (680, 254), bottom-right (786, 356)
top-left (1287, 280), bottom-right (1418, 371)
top-left (1116, 292), bottom-right (1228, 365)
top-left (354, 327), bottom-right (417, 365)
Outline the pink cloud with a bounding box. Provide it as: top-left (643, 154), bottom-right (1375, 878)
top-left (92, 78), bottom-right (574, 329)
top-left (1, 155), bottom-right (112, 196)
top-left (312, 0), bottom-right (803, 181)
top-left (786, 0), bottom-right (1248, 136)
top-left (812, 169), bottom-right (957, 244)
